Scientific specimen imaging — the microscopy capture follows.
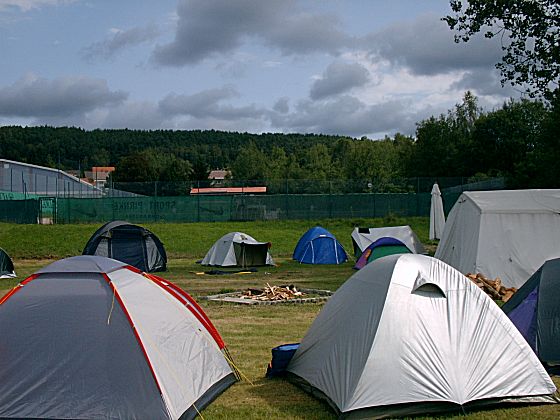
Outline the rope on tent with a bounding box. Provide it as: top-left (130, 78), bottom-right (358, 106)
top-left (192, 403), bottom-right (205, 420)
top-left (220, 346), bottom-right (253, 386)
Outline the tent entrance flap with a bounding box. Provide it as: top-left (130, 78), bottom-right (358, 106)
top-left (233, 243), bottom-right (268, 267)
top-left (0, 248), bottom-right (16, 279)
top-left (110, 232), bottom-right (147, 272)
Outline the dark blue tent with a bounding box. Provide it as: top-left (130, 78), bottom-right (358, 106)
top-left (502, 258), bottom-right (560, 364)
top-left (293, 226), bottom-right (347, 264)
top-left (83, 221), bottom-right (167, 273)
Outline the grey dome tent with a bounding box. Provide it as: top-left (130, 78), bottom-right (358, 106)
top-left (287, 254), bottom-right (557, 418)
top-left (502, 258), bottom-right (560, 364)
top-left (201, 232), bottom-right (274, 267)
top-left (0, 248), bottom-right (16, 279)
top-left (0, 256), bottom-right (236, 419)
top-left (83, 221), bottom-right (167, 273)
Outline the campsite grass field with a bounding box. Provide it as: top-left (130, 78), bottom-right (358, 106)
top-left (1, 217), bottom-right (560, 419)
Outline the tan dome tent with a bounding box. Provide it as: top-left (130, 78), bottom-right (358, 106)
top-left (0, 248), bottom-right (16, 279)
top-left (201, 232), bottom-right (274, 267)
top-left (83, 221), bottom-right (167, 273)
top-left (0, 256), bottom-right (236, 419)
top-left (287, 254), bottom-right (557, 418)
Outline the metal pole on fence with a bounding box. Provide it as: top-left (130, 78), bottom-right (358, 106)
top-left (329, 181), bottom-right (332, 218)
top-left (197, 180), bottom-right (200, 222)
top-left (285, 179), bottom-right (289, 219)
top-left (153, 181), bottom-right (157, 222)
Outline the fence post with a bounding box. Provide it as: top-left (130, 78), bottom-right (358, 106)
top-left (329, 181), bottom-right (333, 218)
top-left (153, 181), bottom-right (158, 222)
top-left (197, 180), bottom-right (200, 222)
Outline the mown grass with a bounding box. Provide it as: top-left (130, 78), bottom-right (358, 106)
top-left (0, 216), bottom-right (432, 259)
top-left (1, 218), bottom-right (559, 419)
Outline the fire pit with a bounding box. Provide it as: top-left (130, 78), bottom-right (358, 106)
top-left (202, 284), bottom-right (333, 305)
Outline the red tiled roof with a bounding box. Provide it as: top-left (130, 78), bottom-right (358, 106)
top-left (92, 166), bottom-right (115, 172)
top-left (190, 186), bottom-right (267, 195)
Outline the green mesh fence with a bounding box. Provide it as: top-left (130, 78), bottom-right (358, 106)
top-left (0, 199), bottom-right (40, 224)
top-left (45, 192), bottom-right (463, 224)
top-left (0, 192), bottom-right (463, 224)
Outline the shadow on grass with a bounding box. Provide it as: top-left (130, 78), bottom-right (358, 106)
top-left (249, 376), bottom-right (337, 420)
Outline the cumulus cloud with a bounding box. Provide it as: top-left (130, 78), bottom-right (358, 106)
top-left (270, 95), bottom-right (416, 137)
top-left (363, 13), bottom-right (503, 76)
top-left (0, 73), bottom-right (127, 117)
top-left (152, 0), bottom-right (351, 66)
top-left (0, 0), bottom-right (75, 12)
top-left (82, 24), bottom-right (160, 61)
top-left (159, 86), bottom-right (267, 120)
top-left (310, 61), bottom-right (370, 100)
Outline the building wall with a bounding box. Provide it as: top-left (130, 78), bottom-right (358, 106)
top-left (0, 159), bottom-right (101, 197)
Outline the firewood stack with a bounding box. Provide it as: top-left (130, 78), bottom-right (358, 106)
top-left (466, 273), bottom-right (517, 302)
top-left (241, 283), bottom-right (304, 301)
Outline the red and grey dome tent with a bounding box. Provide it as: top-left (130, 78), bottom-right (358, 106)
top-left (0, 256), bottom-right (237, 419)
top-left (83, 220), bottom-right (167, 273)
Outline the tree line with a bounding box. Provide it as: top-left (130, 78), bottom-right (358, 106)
top-left (0, 92), bottom-right (558, 191)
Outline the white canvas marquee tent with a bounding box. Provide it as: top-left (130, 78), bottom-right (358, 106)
top-left (287, 254), bottom-right (557, 418)
top-left (435, 189), bottom-right (560, 288)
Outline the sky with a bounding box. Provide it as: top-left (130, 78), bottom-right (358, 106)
top-left (0, 0), bottom-right (520, 138)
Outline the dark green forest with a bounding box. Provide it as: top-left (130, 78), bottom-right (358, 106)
top-left (1, 93), bottom-right (559, 190)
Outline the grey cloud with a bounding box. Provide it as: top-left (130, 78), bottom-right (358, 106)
top-left (310, 61), bottom-right (370, 100)
top-left (451, 69), bottom-right (520, 98)
top-left (364, 13), bottom-right (503, 76)
top-left (82, 24), bottom-right (160, 61)
top-left (263, 11), bottom-right (351, 56)
top-left (100, 101), bottom-right (164, 130)
top-left (152, 0), bottom-right (351, 66)
top-left (0, 74), bottom-right (128, 117)
top-left (273, 97), bottom-right (289, 114)
top-left (159, 86), bottom-right (267, 120)
top-left (270, 95), bottom-right (415, 137)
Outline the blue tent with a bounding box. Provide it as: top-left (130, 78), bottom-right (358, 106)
top-left (502, 258), bottom-right (560, 364)
top-left (293, 226), bottom-right (347, 264)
